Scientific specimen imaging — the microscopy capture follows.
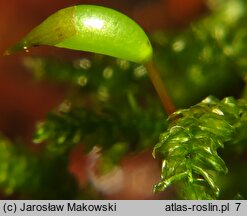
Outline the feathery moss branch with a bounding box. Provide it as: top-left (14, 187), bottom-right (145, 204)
top-left (153, 96), bottom-right (247, 199)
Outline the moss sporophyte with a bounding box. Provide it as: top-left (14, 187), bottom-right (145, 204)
top-left (4, 5), bottom-right (176, 115)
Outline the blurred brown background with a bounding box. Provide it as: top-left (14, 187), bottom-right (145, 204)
top-left (0, 0), bottom-right (206, 199)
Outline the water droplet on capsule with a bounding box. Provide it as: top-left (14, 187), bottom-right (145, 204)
top-left (23, 46), bottom-right (30, 53)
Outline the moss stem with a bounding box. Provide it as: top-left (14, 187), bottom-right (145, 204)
top-left (145, 60), bottom-right (176, 115)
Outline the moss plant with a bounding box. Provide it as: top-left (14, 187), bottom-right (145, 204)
top-left (3, 1), bottom-right (247, 199)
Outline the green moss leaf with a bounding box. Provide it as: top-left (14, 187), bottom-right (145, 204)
top-left (153, 96), bottom-right (247, 199)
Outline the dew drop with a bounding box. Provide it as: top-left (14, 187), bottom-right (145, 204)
top-left (103, 67), bottom-right (113, 79)
top-left (116, 59), bottom-right (130, 70)
top-left (172, 39), bottom-right (185, 52)
top-left (74, 58), bottom-right (91, 70)
top-left (134, 65), bottom-right (147, 78)
top-left (59, 100), bottom-right (71, 113)
top-left (78, 75), bottom-right (88, 87)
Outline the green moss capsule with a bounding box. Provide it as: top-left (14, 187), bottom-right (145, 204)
top-left (5, 5), bottom-right (153, 63)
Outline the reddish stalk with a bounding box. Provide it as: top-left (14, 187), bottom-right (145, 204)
top-left (145, 61), bottom-right (176, 115)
